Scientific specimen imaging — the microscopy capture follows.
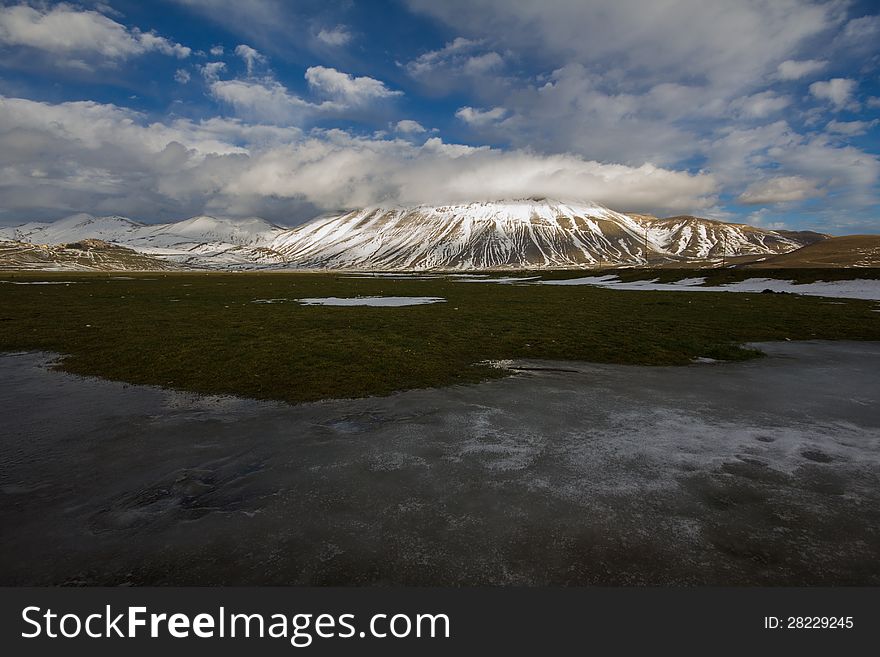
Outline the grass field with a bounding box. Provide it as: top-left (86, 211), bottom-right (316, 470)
top-left (1, 269), bottom-right (879, 404)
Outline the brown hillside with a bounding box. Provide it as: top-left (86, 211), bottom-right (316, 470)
top-left (743, 235), bottom-right (880, 268)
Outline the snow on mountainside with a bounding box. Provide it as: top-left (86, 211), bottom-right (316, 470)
top-left (269, 200), bottom-right (821, 270)
top-left (0, 239), bottom-right (176, 271)
top-left (1, 214), bottom-right (144, 245)
top-left (628, 214), bottom-right (825, 259)
top-left (0, 200), bottom-right (827, 270)
top-left (1, 213), bottom-right (289, 269)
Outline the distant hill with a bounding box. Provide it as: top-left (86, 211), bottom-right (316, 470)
top-left (743, 235), bottom-right (880, 268)
top-left (0, 239), bottom-right (177, 271)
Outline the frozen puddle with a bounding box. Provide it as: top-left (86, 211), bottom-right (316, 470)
top-left (539, 275), bottom-right (880, 300)
top-left (1, 341), bottom-right (879, 586)
top-left (297, 296), bottom-right (446, 307)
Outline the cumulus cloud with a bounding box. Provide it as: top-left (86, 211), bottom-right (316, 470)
top-left (809, 78), bottom-right (858, 109)
top-left (400, 0), bottom-right (872, 180)
top-left (209, 44), bottom-right (224, 56)
top-left (0, 3), bottom-right (191, 65)
top-left (174, 68), bottom-right (191, 84)
top-left (776, 58), bottom-right (827, 80)
top-left (316, 25), bottom-right (352, 47)
top-left (208, 64), bottom-right (403, 126)
top-left (455, 106), bottom-right (508, 126)
top-left (737, 176), bottom-right (823, 205)
top-left (209, 79), bottom-right (322, 124)
top-left (200, 61), bottom-right (226, 81)
top-left (395, 119), bottom-right (427, 134)
top-left (708, 120), bottom-right (879, 212)
top-left (234, 43), bottom-right (265, 75)
top-left (305, 66), bottom-right (403, 105)
top-left (0, 94), bottom-right (718, 222)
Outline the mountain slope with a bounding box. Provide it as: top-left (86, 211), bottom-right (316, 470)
top-left (0, 239), bottom-right (177, 271)
top-left (630, 215), bottom-right (826, 259)
top-left (743, 235), bottom-right (880, 268)
top-left (270, 200), bottom-right (818, 270)
top-left (1, 213), bottom-right (289, 269)
top-left (1, 214), bottom-right (144, 244)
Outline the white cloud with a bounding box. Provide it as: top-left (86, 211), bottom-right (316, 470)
top-left (316, 25), bottom-right (352, 47)
top-left (209, 45), bottom-right (224, 56)
top-left (234, 43), bottom-right (265, 75)
top-left (706, 120), bottom-right (879, 213)
top-left (404, 37), bottom-right (506, 95)
top-left (0, 3), bottom-right (190, 65)
top-left (455, 106), bottom-right (508, 126)
top-left (462, 51), bottom-right (503, 75)
top-left (0, 94), bottom-right (718, 222)
top-left (169, 0), bottom-right (300, 55)
top-left (405, 0), bottom-right (843, 93)
top-left (826, 119), bottom-right (879, 136)
top-left (400, 0), bottom-right (876, 188)
top-left (209, 79), bottom-right (322, 124)
top-left (405, 37), bottom-right (480, 77)
top-left (737, 176), bottom-right (823, 205)
top-left (776, 58), bottom-right (827, 80)
top-left (174, 68), bottom-right (191, 84)
top-left (208, 65), bottom-right (401, 126)
top-left (809, 78), bottom-right (858, 109)
top-left (395, 120), bottom-right (427, 134)
top-left (730, 91), bottom-right (791, 118)
top-left (305, 66), bottom-right (403, 105)
top-left (200, 61), bottom-right (226, 81)
top-left (839, 14), bottom-right (880, 46)
top-left (460, 63), bottom-right (697, 167)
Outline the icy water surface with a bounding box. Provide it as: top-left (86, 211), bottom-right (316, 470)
top-left (1, 342), bottom-right (878, 585)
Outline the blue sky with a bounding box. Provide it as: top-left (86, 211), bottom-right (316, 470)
top-left (0, 0), bottom-right (878, 232)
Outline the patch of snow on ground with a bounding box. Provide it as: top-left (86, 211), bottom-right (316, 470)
top-left (539, 275), bottom-right (880, 300)
top-left (455, 276), bottom-right (540, 284)
top-left (296, 296), bottom-right (446, 307)
top-left (0, 280), bottom-right (81, 285)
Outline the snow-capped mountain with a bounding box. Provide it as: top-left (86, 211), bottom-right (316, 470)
top-left (269, 200), bottom-right (822, 269)
top-left (1, 213), bottom-right (288, 269)
top-left (0, 200), bottom-right (827, 271)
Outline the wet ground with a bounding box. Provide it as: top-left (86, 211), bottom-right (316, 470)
top-left (1, 342), bottom-right (878, 585)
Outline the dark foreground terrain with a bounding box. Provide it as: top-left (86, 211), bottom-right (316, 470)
top-left (1, 341), bottom-right (878, 585)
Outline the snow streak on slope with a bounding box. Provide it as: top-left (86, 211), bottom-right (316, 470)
top-left (629, 215), bottom-right (820, 259)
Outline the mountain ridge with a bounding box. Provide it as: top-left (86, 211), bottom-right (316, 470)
top-left (0, 199), bottom-right (844, 271)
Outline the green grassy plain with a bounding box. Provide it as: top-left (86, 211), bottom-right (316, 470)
top-left (1, 270), bottom-right (878, 403)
